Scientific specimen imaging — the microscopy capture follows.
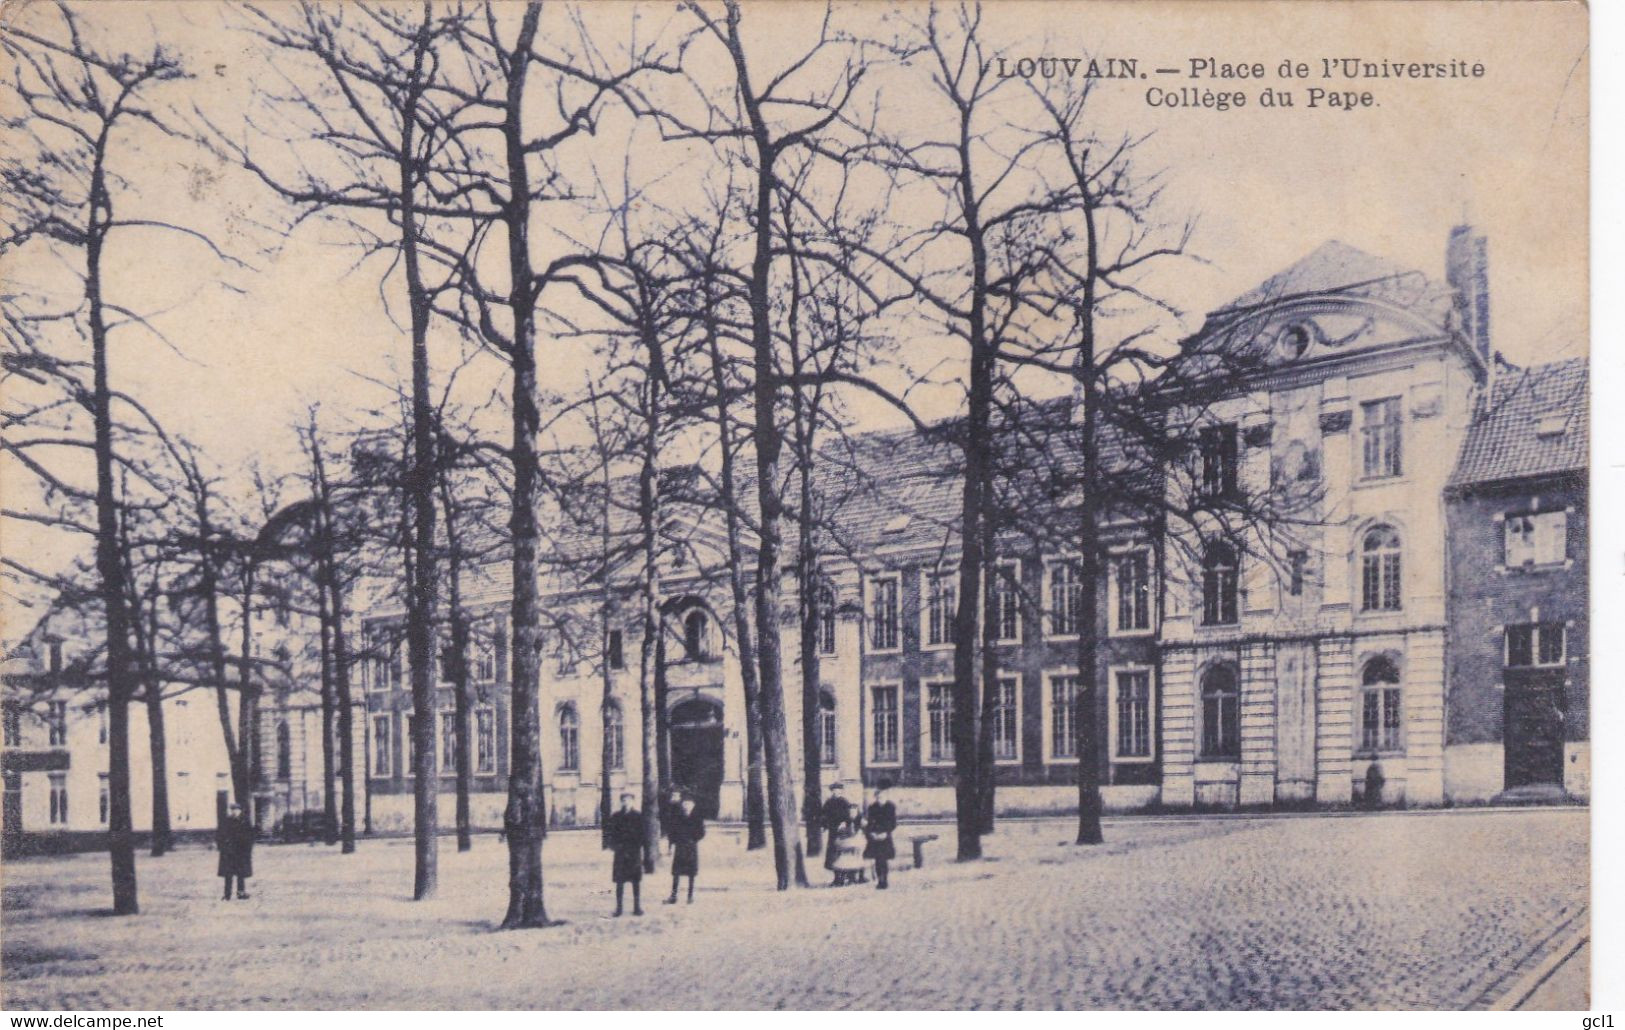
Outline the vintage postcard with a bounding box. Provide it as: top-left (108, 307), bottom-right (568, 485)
top-left (0, 0), bottom-right (1591, 1013)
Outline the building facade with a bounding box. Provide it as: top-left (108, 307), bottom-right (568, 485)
top-left (1444, 358), bottom-right (1589, 801)
top-left (349, 227), bottom-right (1588, 824)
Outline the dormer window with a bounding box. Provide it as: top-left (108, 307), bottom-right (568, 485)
top-left (882, 514), bottom-right (911, 535)
top-left (1535, 412), bottom-right (1568, 438)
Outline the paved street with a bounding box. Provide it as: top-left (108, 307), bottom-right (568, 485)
top-left (0, 808), bottom-right (1587, 1010)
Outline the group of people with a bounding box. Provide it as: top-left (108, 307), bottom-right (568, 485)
top-left (818, 781), bottom-right (896, 889)
top-left (215, 784), bottom-right (899, 913)
top-left (603, 781), bottom-right (899, 916)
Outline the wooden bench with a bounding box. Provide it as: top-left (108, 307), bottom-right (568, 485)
top-left (908, 833), bottom-right (939, 869)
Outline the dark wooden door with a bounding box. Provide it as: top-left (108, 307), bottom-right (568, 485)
top-left (669, 698), bottom-right (725, 819)
top-left (1504, 674), bottom-right (1565, 789)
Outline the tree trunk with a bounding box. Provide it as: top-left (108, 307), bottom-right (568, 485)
top-left (330, 577), bottom-right (358, 854)
top-left (497, 3), bottom-right (551, 929)
top-left (796, 436), bottom-right (823, 859)
top-left (743, 130), bottom-right (807, 891)
top-left (86, 189), bottom-right (138, 913)
top-left (450, 600), bottom-right (473, 853)
top-left (635, 392), bottom-right (664, 873)
top-left (318, 587), bottom-right (340, 845)
top-left (704, 324), bottom-right (766, 849)
top-left (1074, 190), bottom-right (1106, 847)
top-left (976, 520), bottom-right (1000, 837)
top-left (144, 679), bottom-right (171, 856)
top-left (236, 568), bottom-right (259, 830)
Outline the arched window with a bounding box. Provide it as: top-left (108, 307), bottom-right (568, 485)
top-left (818, 691), bottom-right (837, 766)
top-left (558, 705), bottom-right (579, 772)
top-left (1360, 656), bottom-right (1402, 752)
top-left (1202, 542), bottom-right (1239, 625)
top-left (683, 609), bottom-right (710, 661)
top-left (604, 701), bottom-right (625, 771)
top-left (1200, 665), bottom-right (1239, 757)
top-left (817, 581), bottom-right (837, 656)
top-left (275, 721), bottom-right (291, 781)
top-left (1360, 526), bottom-right (1402, 612)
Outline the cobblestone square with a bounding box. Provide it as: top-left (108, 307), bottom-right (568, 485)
top-left (0, 808), bottom-right (1587, 1010)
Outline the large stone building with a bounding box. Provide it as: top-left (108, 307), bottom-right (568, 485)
top-left (350, 225), bottom-right (1587, 826)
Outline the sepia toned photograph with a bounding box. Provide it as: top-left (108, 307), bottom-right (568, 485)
top-left (0, 0), bottom-right (1593, 1013)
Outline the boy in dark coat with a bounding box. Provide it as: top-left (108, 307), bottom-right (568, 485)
top-left (663, 794), bottom-right (705, 904)
top-left (863, 782), bottom-right (897, 890)
top-left (216, 803), bottom-right (254, 900)
top-left (606, 792), bottom-right (644, 916)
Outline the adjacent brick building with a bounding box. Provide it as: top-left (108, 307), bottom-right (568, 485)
top-left (1444, 358), bottom-right (1589, 800)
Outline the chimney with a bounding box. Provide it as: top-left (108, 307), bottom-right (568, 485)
top-left (1446, 225), bottom-right (1491, 365)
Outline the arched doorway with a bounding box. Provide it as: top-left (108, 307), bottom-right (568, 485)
top-left (669, 697), bottom-right (724, 820)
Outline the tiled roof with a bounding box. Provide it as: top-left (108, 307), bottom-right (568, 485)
top-left (1448, 358), bottom-right (1588, 488)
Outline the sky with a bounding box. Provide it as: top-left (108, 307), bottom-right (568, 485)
top-left (0, 0), bottom-right (1589, 615)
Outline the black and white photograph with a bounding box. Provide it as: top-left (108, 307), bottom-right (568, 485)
top-left (0, 0), bottom-right (1599, 1013)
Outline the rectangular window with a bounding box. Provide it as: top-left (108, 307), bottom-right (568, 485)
top-left (818, 586), bottom-right (837, 656)
top-left (438, 636), bottom-right (455, 684)
top-left (441, 711), bottom-right (459, 774)
top-left (1506, 623), bottom-right (1566, 668)
top-left (925, 571), bottom-right (957, 647)
top-left (1050, 675), bottom-right (1079, 760)
top-left (1361, 552), bottom-right (1402, 611)
top-left (1114, 551), bottom-right (1151, 632)
top-left (925, 683), bottom-right (954, 763)
top-left (870, 577), bottom-right (900, 651)
top-left (98, 773), bottom-right (109, 825)
top-left (991, 562), bottom-right (1020, 642)
top-left (1199, 424), bottom-right (1239, 500)
top-left (1361, 398), bottom-right (1403, 478)
top-left (1504, 510), bottom-right (1568, 567)
top-left (871, 685), bottom-right (899, 763)
top-left (606, 629), bottom-right (624, 671)
top-left (47, 701), bottom-right (66, 747)
top-left (48, 773), bottom-right (67, 825)
top-left (1361, 688), bottom-right (1403, 752)
top-left (992, 677), bottom-right (1019, 761)
top-left (1114, 671), bottom-right (1152, 758)
top-left (372, 715), bottom-right (392, 777)
top-left (405, 714), bottom-right (420, 777)
top-left (1288, 550), bottom-right (1308, 597)
top-left (1050, 560), bottom-right (1082, 636)
top-left (476, 707), bottom-right (496, 774)
top-left (2, 702), bottom-right (20, 745)
top-left (474, 631), bottom-right (498, 682)
top-left (820, 699), bottom-right (837, 767)
top-left (97, 704), bottom-right (107, 745)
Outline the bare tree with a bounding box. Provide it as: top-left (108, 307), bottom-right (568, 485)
top-left (0, 3), bottom-right (235, 912)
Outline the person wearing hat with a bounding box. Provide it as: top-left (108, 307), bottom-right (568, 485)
top-left (819, 782), bottom-right (850, 872)
top-left (216, 801), bottom-right (254, 900)
top-left (663, 792), bottom-right (706, 904)
top-left (863, 781), bottom-right (898, 890)
top-left (606, 792), bottom-right (645, 916)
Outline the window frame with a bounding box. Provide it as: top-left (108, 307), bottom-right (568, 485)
top-left (1359, 525), bottom-right (1403, 613)
top-left (990, 559), bottom-right (1023, 644)
top-left (921, 567), bottom-right (959, 650)
top-left (869, 682), bottom-right (902, 766)
top-left (1505, 622), bottom-right (1567, 668)
top-left (868, 574), bottom-right (902, 654)
top-left (992, 675), bottom-right (1021, 764)
top-left (1046, 557), bottom-right (1083, 639)
top-left (1044, 671), bottom-right (1081, 764)
top-left (1110, 548), bottom-right (1154, 635)
top-left (818, 691), bottom-right (838, 767)
top-left (1503, 510), bottom-right (1568, 568)
top-left (46, 700), bottom-right (67, 748)
top-left (601, 701), bottom-right (624, 772)
top-left (440, 709), bottom-right (460, 775)
top-left (1109, 666), bottom-right (1155, 762)
top-left (557, 704), bottom-right (580, 773)
top-left (1357, 656), bottom-right (1404, 755)
top-left (48, 771), bottom-right (67, 825)
top-left (1201, 542), bottom-right (1240, 626)
top-left (1198, 422), bottom-right (1240, 501)
top-left (922, 681), bottom-right (956, 766)
top-left (371, 714), bottom-right (392, 777)
top-left (816, 581), bottom-right (838, 656)
top-left (1199, 664), bottom-right (1241, 760)
top-left (1359, 396), bottom-right (1404, 480)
